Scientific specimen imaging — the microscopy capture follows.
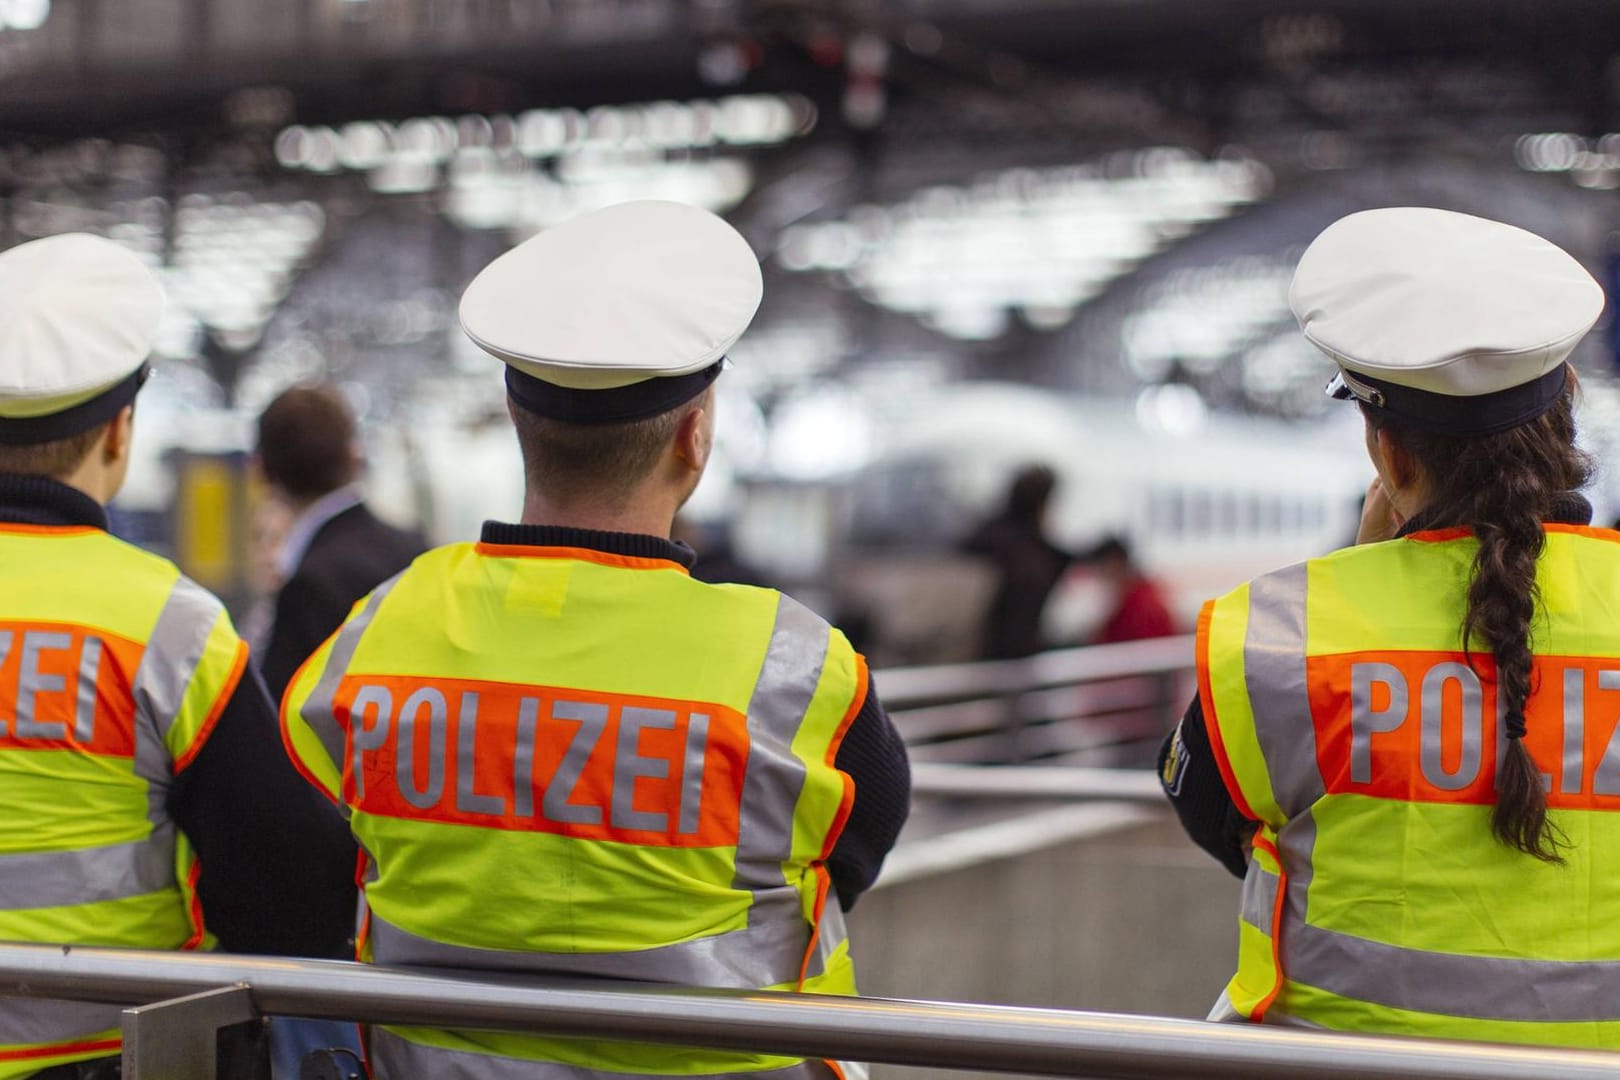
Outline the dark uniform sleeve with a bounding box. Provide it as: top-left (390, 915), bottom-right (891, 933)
top-left (169, 665), bottom-right (358, 957)
top-left (827, 676), bottom-right (910, 912)
top-left (1159, 694), bottom-right (1255, 879)
top-left (260, 572), bottom-right (353, 702)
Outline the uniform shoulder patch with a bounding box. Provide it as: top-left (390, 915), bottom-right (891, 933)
top-left (1161, 723), bottom-right (1190, 797)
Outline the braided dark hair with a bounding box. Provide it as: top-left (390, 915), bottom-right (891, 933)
top-left (1361, 372), bottom-right (1590, 861)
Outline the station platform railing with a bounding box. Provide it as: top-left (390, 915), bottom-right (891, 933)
top-left (0, 943), bottom-right (1616, 1080)
top-left (875, 635), bottom-right (1195, 770)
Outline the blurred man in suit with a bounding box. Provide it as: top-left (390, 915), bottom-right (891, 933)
top-left (254, 384), bottom-right (425, 699)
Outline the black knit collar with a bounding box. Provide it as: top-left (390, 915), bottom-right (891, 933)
top-left (0, 473), bottom-right (109, 530)
top-left (1396, 492), bottom-right (1594, 538)
top-left (479, 521), bottom-right (695, 568)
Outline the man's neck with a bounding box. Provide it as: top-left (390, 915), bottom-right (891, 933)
top-left (519, 492), bottom-right (676, 539)
top-left (53, 470), bottom-right (111, 507)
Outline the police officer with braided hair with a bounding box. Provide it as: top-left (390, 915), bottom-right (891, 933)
top-left (0, 234), bottom-right (356, 1078)
top-left (1159, 208), bottom-right (1620, 1044)
top-left (281, 201), bottom-right (910, 1079)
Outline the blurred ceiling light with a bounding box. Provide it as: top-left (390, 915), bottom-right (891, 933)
top-left (767, 388), bottom-right (877, 480)
top-left (0, 0), bottom-right (49, 31)
top-left (1124, 256), bottom-right (1294, 380)
top-left (1516, 133), bottom-right (1588, 172)
top-left (1134, 383), bottom-right (1207, 438)
top-left (339, 122), bottom-right (392, 170)
top-left (1514, 132), bottom-right (1620, 190)
top-left (274, 94), bottom-right (811, 231)
top-left (94, 198), bottom-right (326, 361)
top-left (727, 322), bottom-right (846, 392)
top-left (779, 149), bottom-right (1270, 341)
top-left (277, 94), bottom-right (812, 185)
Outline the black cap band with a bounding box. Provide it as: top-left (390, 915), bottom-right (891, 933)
top-left (1326, 363), bottom-right (1568, 437)
top-left (0, 364), bottom-right (151, 446)
top-left (505, 361), bottom-right (723, 425)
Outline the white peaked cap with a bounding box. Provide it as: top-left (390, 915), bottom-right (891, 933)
top-left (459, 200), bottom-right (764, 393)
top-left (0, 234), bottom-right (163, 425)
top-left (1289, 208), bottom-right (1604, 436)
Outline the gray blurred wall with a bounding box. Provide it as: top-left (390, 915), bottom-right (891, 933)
top-left (848, 809), bottom-right (1240, 1080)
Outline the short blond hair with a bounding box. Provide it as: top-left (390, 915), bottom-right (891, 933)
top-left (0, 425), bottom-right (104, 479)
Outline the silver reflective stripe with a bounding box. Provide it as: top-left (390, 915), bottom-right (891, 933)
top-left (1285, 918), bottom-right (1620, 1022)
top-left (1259, 806), bottom-right (1318, 1025)
top-left (0, 833), bottom-right (174, 910)
top-left (1243, 566), bottom-right (1326, 816)
top-left (1239, 863), bottom-right (1279, 934)
top-left (368, 893), bottom-right (809, 987)
top-left (132, 575), bottom-right (225, 752)
top-left (0, 997), bottom-right (121, 1045)
top-left (369, 1027), bottom-right (840, 1080)
top-left (303, 580), bottom-right (400, 775)
top-left (733, 595), bottom-right (828, 887)
top-left (731, 595), bottom-right (833, 985)
top-left (804, 900), bottom-right (847, 982)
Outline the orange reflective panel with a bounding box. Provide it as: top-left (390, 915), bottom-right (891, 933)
top-left (0, 621), bottom-right (140, 757)
top-left (1309, 650), bottom-right (1620, 810)
top-left (333, 674), bottom-right (748, 846)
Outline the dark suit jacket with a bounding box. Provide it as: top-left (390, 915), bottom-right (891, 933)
top-left (261, 503), bottom-right (427, 701)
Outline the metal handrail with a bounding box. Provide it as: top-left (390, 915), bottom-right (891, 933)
top-left (875, 635), bottom-right (1196, 706)
top-left (875, 635), bottom-right (1196, 768)
top-left (909, 763), bottom-right (1167, 801)
top-left (0, 943), bottom-right (1617, 1080)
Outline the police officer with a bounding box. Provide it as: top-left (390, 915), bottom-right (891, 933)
top-left (281, 201), bottom-right (911, 1079)
top-left (0, 234), bottom-right (357, 1078)
top-left (1160, 208), bottom-right (1619, 1044)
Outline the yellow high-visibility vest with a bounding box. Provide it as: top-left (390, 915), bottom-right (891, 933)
top-left (0, 522), bottom-right (249, 1077)
top-left (282, 541), bottom-right (867, 1079)
top-left (1199, 523), bottom-right (1620, 1046)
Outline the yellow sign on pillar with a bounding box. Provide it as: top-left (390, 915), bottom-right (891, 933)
top-left (174, 453), bottom-right (243, 597)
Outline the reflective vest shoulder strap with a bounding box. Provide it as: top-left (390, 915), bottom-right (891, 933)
top-left (281, 575), bottom-right (404, 805)
top-left (133, 573), bottom-right (248, 771)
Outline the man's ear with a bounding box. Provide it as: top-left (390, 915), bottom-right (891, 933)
top-left (103, 406), bottom-right (135, 465)
top-left (672, 405), bottom-right (711, 472)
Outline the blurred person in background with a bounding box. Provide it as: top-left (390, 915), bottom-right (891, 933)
top-left (0, 234), bottom-right (356, 1079)
top-left (1082, 534), bottom-right (1177, 644)
top-left (1161, 208), bottom-right (1620, 1045)
top-left (254, 384), bottom-right (425, 701)
top-left (961, 464), bottom-right (1073, 659)
top-left (281, 201), bottom-right (909, 1079)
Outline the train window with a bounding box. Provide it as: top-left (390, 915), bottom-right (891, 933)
top-left (1153, 488), bottom-right (1185, 538)
top-left (1281, 500), bottom-right (1302, 532)
top-left (1261, 497), bottom-right (1281, 534)
top-left (1188, 490), bottom-right (1212, 534)
top-left (1241, 494), bottom-right (1260, 535)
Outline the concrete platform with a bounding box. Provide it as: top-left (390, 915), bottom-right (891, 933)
top-left (849, 804), bottom-right (1240, 1079)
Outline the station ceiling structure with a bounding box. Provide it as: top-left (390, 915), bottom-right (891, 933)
top-left (2, 0), bottom-right (1618, 424)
